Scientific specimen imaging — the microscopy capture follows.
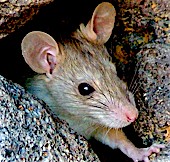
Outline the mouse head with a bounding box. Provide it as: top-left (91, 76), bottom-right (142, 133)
top-left (22, 2), bottom-right (138, 129)
top-left (21, 2), bottom-right (116, 76)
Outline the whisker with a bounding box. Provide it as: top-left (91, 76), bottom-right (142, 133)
top-left (84, 123), bottom-right (102, 136)
top-left (51, 107), bottom-right (104, 114)
top-left (103, 126), bottom-right (112, 143)
top-left (129, 61), bottom-right (140, 92)
top-left (57, 112), bottom-right (106, 120)
top-left (50, 105), bottom-right (107, 115)
top-left (132, 81), bottom-right (141, 95)
top-left (51, 99), bottom-right (108, 113)
top-left (86, 104), bottom-right (105, 110)
top-left (59, 92), bottom-right (109, 111)
top-left (115, 127), bottom-right (122, 139)
top-left (107, 87), bottom-right (114, 105)
top-left (88, 96), bottom-right (109, 108)
top-left (61, 92), bottom-right (109, 111)
top-left (92, 80), bottom-right (108, 100)
top-left (130, 77), bottom-right (139, 94)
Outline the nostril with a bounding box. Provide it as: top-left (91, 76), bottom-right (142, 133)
top-left (126, 114), bottom-right (137, 122)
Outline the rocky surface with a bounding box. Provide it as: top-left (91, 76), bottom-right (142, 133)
top-left (132, 43), bottom-right (170, 161)
top-left (0, 0), bottom-right (54, 39)
top-left (108, 0), bottom-right (170, 64)
top-left (0, 75), bottom-right (100, 162)
top-left (107, 0), bottom-right (170, 161)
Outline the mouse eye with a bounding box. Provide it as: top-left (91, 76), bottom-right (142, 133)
top-left (78, 83), bottom-right (95, 96)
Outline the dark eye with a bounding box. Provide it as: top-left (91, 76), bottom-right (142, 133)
top-left (78, 83), bottom-right (95, 96)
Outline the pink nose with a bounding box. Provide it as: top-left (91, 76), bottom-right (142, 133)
top-left (125, 112), bottom-right (138, 122)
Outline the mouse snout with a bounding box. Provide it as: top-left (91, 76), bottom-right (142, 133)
top-left (126, 114), bottom-right (136, 122)
top-left (125, 109), bottom-right (138, 123)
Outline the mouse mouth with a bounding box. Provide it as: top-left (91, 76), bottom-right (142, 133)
top-left (106, 100), bottom-right (138, 128)
top-left (107, 108), bottom-right (138, 128)
top-left (108, 113), bottom-right (137, 128)
top-left (95, 114), bottom-right (131, 129)
top-left (110, 119), bottom-right (131, 128)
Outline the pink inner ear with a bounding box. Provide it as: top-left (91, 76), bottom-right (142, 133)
top-left (47, 51), bottom-right (57, 74)
top-left (22, 31), bottom-right (60, 74)
top-left (93, 12), bottom-right (115, 41)
top-left (89, 2), bottom-right (116, 44)
top-left (39, 46), bottom-right (57, 75)
top-left (93, 15), bottom-right (107, 35)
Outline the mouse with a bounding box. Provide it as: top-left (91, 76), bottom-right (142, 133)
top-left (21, 2), bottom-right (164, 162)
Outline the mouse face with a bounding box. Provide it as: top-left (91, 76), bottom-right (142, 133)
top-left (45, 38), bottom-right (138, 129)
top-left (22, 2), bottom-right (138, 132)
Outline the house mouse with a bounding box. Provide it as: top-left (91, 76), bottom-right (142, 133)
top-left (21, 2), bottom-right (164, 162)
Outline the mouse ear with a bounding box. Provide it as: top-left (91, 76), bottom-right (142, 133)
top-left (21, 31), bottom-right (60, 77)
top-left (80, 2), bottom-right (116, 44)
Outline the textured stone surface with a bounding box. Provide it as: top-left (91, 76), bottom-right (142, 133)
top-left (108, 0), bottom-right (170, 64)
top-left (132, 44), bottom-right (170, 161)
top-left (0, 75), bottom-right (100, 162)
top-left (106, 0), bottom-right (170, 161)
top-left (0, 0), bottom-right (54, 39)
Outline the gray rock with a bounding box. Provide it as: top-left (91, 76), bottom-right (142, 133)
top-left (133, 43), bottom-right (170, 161)
top-left (0, 75), bottom-right (100, 162)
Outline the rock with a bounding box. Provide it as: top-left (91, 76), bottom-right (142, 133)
top-left (0, 0), bottom-right (54, 39)
top-left (107, 0), bottom-right (170, 75)
top-left (133, 43), bottom-right (170, 161)
top-left (0, 75), bottom-right (100, 162)
top-left (106, 0), bottom-right (170, 161)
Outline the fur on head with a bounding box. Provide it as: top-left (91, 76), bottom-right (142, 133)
top-left (22, 2), bottom-right (138, 134)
